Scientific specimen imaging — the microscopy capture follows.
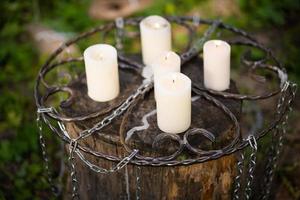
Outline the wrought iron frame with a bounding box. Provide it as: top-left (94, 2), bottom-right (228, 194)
top-left (34, 16), bottom-right (297, 199)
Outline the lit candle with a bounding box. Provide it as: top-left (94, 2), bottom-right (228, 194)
top-left (203, 40), bottom-right (231, 91)
top-left (156, 72), bottom-right (191, 134)
top-left (140, 15), bottom-right (172, 66)
top-left (83, 44), bottom-right (120, 102)
top-left (152, 51), bottom-right (181, 98)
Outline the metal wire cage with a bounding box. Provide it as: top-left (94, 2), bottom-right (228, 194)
top-left (34, 16), bottom-right (297, 199)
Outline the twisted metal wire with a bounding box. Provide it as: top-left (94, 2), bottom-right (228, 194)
top-left (34, 16), bottom-right (298, 199)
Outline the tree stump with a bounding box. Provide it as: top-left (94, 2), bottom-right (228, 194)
top-left (62, 56), bottom-right (241, 200)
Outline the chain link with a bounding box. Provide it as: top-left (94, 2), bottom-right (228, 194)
top-left (136, 166), bottom-right (142, 200)
top-left (76, 81), bottom-right (153, 140)
top-left (245, 135), bottom-right (257, 200)
top-left (35, 16), bottom-right (298, 199)
top-left (36, 113), bottom-right (60, 196)
top-left (192, 15), bottom-right (200, 27)
top-left (76, 149), bottom-right (139, 174)
top-left (37, 71), bottom-right (297, 200)
top-left (124, 163), bottom-right (130, 200)
top-left (37, 82), bottom-right (151, 198)
top-left (115, 17), bottom-right (124, 51)
top-left (68, 140), bottom-right (80, 199)
top-left (37, 107), bottom-right (53, 113)
top-left (233, 152), bottom-right (245, 200)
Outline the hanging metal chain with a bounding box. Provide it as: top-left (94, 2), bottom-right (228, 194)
top-left (34, 16), bottom-right (299, 200)
top-left (68, 140), bottom-right (80, 200)
top-left (136, 166), bottom-right (142, 200)
top-left (124, 163), bottom-right (131, 200)
top-left (75, 149), bottom-right (139, 174)
top-left (36, 82), bottom-right (150, 198)
top-left (192, 15), bottom-right (200, 27)
top-left (180, 19), bottom-right (221, 63)
top-left (36, 110), bottom-right (60, 196)
top-left (261, 126), bottom-right (282, 200)
top-left (261, 81), bottom-right (297, 200)
top-left (76, 81), bottom-right (153, 140)
top-left (245, 135), bottom-right (258, 200)
top-left (233, 100), bottom-right (264, 200)
top-left (115, 17), bottom-right (124, 51)
top-left (233, 152), bottom-right (245, 200)
top-left (39, 108), bottom-right (140, 198)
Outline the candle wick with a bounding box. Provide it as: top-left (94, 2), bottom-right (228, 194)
top-left (214, 41), bottom-right (222, 48)
top-left (94, 53), bottom-right (103, 60)
top-left (172, 79), bottom-right (175, 83)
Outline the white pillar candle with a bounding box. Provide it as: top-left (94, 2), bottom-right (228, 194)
top-left (83, 44), bottom-right (120, 102)
top-left (156, 72), bottom-right (191, 134)
top-left (152, 51), bottom-right (181, 98)
top-left (140, 15), bottom-right (172, 66)
top-left (203, 40), bottom-right (231, 91)
top-left (152, 51), bottom-right (181, 81)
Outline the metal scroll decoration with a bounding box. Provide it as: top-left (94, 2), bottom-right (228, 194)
top-left (35, 16), bottom-right (297, 199)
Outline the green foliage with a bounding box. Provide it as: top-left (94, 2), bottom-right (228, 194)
top-left (135, 0), bottom-right (205, 16)
top-left (280, 25), bottom-right (300, 82)
top-left (1, 1), bottom-right (59, 199)
top-left (235, 0), bottom-right (300, 83)
top-left (40, 0), bottom-right (98, 32)
top-left (237, 0), bottom-right (300, 27)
